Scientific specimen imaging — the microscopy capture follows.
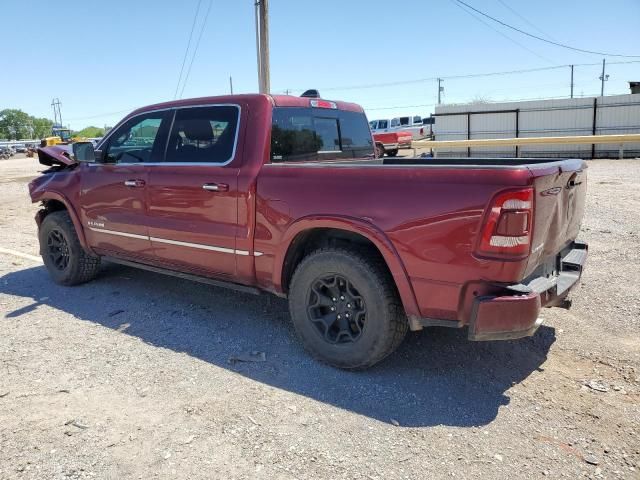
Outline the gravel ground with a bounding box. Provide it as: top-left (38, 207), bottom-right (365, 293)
top-left (0, 155), bottom-right (638, 480)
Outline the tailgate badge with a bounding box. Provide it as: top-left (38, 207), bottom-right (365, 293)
top-left (541, 187), bottom-right (562, 196)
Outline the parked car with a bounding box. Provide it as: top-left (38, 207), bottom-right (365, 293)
top-left (0, 146), bottom-right (14, 159)
top-left (370, 116), bottom-right (427, 141)
top-left (29, 93), bottom-right (588, 369)
top-left (371, 128), bottom-right (413, 156)
top-left (393, 115), bottom-right (428, 140)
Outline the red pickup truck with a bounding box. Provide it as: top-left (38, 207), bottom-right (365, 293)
top-left (30, 93), bottom-right (588, 369)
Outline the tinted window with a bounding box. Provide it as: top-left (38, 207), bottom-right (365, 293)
top-left (105, 113), bottom-right (167, 163)
top-left (390, 118), bottom-right (400, 127)
top-left (271, 107), bottom-right (374, 162)
top-left (165, 105), bottom-right (239, 163)
top-left (378, 120), bottom-right (388, 129)
top-left (413, 116), bottom-right (422, 124)
top-left (399, 117), bottom-right (410, 126)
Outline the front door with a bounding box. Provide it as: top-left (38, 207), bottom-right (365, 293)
top-left (146, 105), bottom-right (241, 278)
top-left (80, 111), bottom-right (170, 260)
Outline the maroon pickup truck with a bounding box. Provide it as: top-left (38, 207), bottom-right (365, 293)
top-left (29, 93), bottom-right (587, 369)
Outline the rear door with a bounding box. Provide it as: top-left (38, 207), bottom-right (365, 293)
top-left (146, 104), bottom-right (241, 278)
top-left (80, 111), bottom-right (170, 259)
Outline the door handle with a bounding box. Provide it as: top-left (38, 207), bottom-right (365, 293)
top-left (124, 179), bottom-right (145, 188)
top-left (202, 183), bottom-right (229, 192)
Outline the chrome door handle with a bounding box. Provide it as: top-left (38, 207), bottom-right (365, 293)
top-left (202, 183), bottom-right (229, 192)
top-left (124, 179), bottom-right (145, 188)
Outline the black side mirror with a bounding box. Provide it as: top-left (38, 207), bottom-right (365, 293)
top-left (72, 142), bottom-right (96, 162)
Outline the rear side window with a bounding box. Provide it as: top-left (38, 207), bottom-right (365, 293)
top-left (165, 105), bottom-right (239, 163)
top-left (271, 107), bottom-right (373, 162)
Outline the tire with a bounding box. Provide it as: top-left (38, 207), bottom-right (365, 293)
top-left (387, 149), bottom-right (399, 157)
top-left (288, 248), bottom-right (408, 369)
top-left (38, 211), bottom-right (101, 286)
top-left (375, 143), bottom-right (385, 158)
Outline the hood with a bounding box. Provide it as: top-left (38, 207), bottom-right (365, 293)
top-left (37, 145), bottom-right (76, 167)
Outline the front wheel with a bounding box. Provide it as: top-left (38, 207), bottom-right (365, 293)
top-left (39, 211), bottom-right (101, 286)
top-left (387, 149), bottom-right (399, 157)
top-left (288, 248), bottom-right (408, 369)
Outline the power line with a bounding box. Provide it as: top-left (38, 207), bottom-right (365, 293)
top-left (454, 0), bottom-right (640, 58)
top-left (451, 0), bottom-right (556, 65)
top-left (174, 0), bottom-right (203, 99)
top-left (178, 0), bottom-right (213, 99)
top-left (495, 0), bottom-right (558, 42)
top-left (278, 60), bottom-right (640, 94)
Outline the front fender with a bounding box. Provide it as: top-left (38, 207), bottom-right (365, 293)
top-left (30, 190), bottom-right (92, 253)
top-left (274, 215), bottom-right (421, 322)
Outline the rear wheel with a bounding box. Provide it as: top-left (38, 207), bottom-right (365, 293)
top-left (288, 248), bottom-right (408, 369)
top-left (39, 211), bottom-right (101, 286)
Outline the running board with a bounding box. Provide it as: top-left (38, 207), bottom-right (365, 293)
top-left (104, 257), bottom-right (261, 296)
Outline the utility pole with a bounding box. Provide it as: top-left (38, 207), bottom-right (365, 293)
top-left (255, 0), bottom-right (270, 94)
top-left (437, 78), bottom-right (443, 105)
top-left (229, 76), bottom-right (234, 94)
top-left (51, 98), bottom-right (63, 126)
top-left (570, 65), bottom-right (574, 99)
top-left (599, 59), bottom-right (609, 97)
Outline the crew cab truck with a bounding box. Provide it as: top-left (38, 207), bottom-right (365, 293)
top-left (30, 93), bottom-right (588, 369)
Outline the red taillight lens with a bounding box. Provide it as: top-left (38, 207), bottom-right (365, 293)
top-left (477, 188), bottom-right (534, 258)
top-left (310, 99), bottom-right (337, 109)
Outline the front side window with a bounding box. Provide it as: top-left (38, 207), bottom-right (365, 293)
top-left (378, 120), bottom-right (388, 129)
top-left (271, 107), bottom-right (374, 162)
top-left (105, 114), bottom-right (166, 163)
top-left (165, 105), bottom-right (239, 163)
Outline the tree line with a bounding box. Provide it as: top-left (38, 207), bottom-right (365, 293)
top-left (0, 109), bottom-right (105, 140)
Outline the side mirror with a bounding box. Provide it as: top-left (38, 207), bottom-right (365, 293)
top-left (72, 142), bottom-right (96, 162)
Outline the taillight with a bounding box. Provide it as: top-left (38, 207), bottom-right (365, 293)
top-left (420, 127), bottom-right (424, 135)
top-left (476, 187), bottom-right (534, 258)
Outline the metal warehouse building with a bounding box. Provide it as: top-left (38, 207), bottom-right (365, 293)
top-left (433, 93), bottom-right (640, 158)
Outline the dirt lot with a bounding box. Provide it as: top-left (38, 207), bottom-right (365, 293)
top-left (0, 154), bottom-right (639, 480)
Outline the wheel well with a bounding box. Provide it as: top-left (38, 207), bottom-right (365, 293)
top-left (281, 228), bottom-right (391, 293)
top-left (42, 199), bottom-right (67, 214)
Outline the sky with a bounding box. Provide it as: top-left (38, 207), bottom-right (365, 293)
top-left (2, 0), bottom-right (639, 129)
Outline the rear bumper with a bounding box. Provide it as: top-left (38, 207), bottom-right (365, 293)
top-left (468, 240), bottom-right (588, 341)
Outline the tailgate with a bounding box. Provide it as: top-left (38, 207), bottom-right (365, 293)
top-left (526, 159), bottom-right (587, 276)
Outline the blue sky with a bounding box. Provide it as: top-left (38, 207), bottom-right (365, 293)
top-left (2, 0), bottom-right (639, 128)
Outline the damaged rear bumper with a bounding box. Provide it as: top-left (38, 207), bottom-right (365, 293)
top-left (468, 240), bottom-right (588, 341)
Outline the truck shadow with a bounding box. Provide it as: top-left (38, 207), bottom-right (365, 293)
top-left (1, 263), bottom-right (555, 428)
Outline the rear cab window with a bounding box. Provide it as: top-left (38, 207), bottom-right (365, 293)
top-left (271, 107), bottom-right (374, 162)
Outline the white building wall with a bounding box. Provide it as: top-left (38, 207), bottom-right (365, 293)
top-left (433, 93), bottom-right (640, 158)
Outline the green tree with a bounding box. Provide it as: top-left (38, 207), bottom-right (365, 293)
top-left (74, 126), bottom-right (105, 138)
top-left (0, 109), bottom-right (31, 140)
top-left (32, 117), bottom-right (54, 139)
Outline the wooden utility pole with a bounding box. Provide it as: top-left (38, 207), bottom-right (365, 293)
top-left (255, 0), bottom-right (270, 94)
top-left (599, 59), bottom-right (608, 97)
top-left (570, 65), bottom-right (574, 99)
